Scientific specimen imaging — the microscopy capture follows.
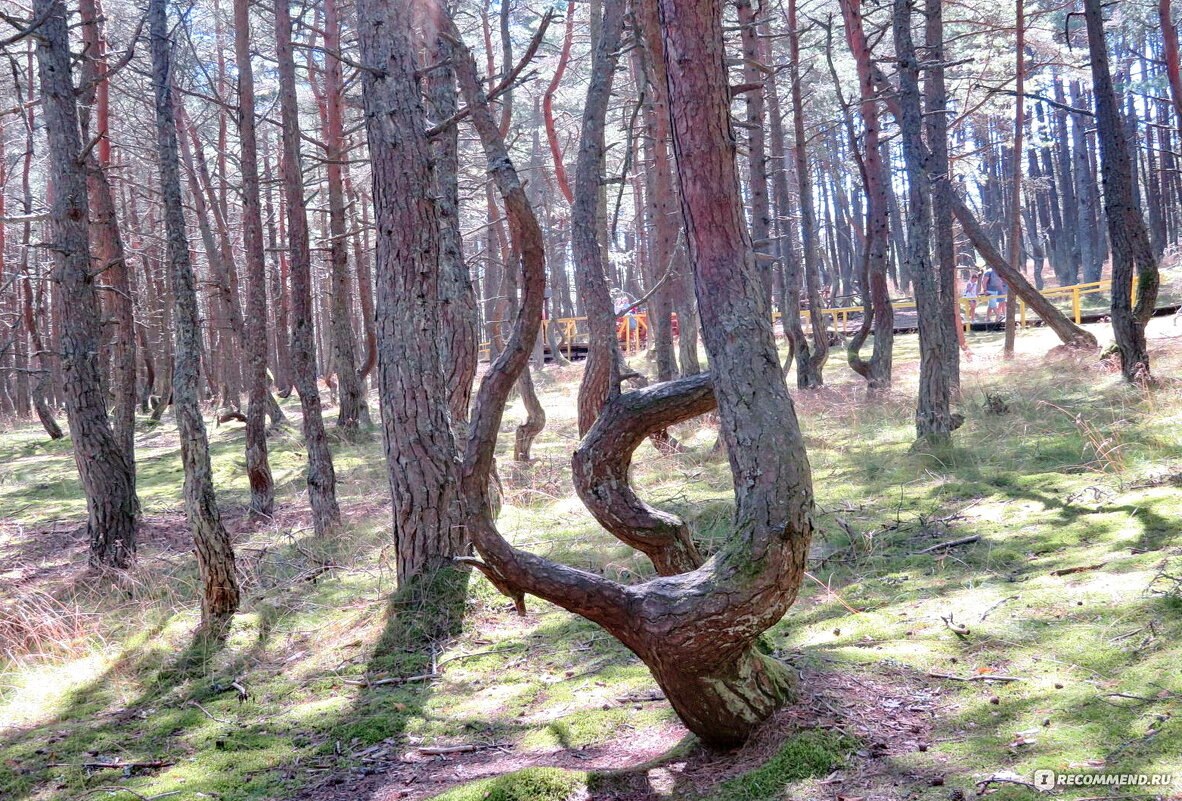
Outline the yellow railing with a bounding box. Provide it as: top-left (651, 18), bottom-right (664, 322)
top-left (478, 278), bottom-right (1127, 360)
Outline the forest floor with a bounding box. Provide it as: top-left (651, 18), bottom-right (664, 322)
top-left (3, 317), bottom-right (1182, 801)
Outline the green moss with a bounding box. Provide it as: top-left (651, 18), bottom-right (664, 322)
top-left (707, 730), bottom-right (852, 801)
top-left (427, 767), bottom-right (586, 801)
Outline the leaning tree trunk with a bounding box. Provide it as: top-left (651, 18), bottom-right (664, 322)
top-left (274, 0), bottom-right (341, 537)
top-left (232, 0), bottom-right (275, 517)
top-left (1084, 0), bottom-right (1160, 381)
top-left (149, 0), bottom-right (240, 638)
top-left (573, 0), bottom-right (627, 435)
top-left (357, 0), bottom-right (463, 585)
top-left (34, 0), bottom-right (138, 571)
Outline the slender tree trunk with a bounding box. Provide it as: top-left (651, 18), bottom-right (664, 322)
top-left (923, 0), bottom-right (962, 382)
top-left (79, 0), bottom-right (137, 479)
top-left (150, 0), bottom-right (240, 638)
top-left (894, 0), bottom-right (955, 446)
top-left (787, 0), bottom-right (827, 388)
top-left (574, 0), bottom-right (627, 435)
top-left (34, 0), bottom-right (138, 570)
top-left (838, 0), bottom-right (893, 392)
top-left (321, 0), bottom-right (366, 435)
top-left (275, 0), bottom-right (342, 537)
top-left (1003, 0), bottom-right (1025, 359)
top-left (232, 0), bottom-right (275, 517)
top-left (1084, 0), bottom-right (1160, 381)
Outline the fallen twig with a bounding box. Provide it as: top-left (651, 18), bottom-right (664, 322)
top-left (916, 534), bottom-right (980, 554)
top-left (928, 672), bottom-right (1023, 683)
top-left (187, 699), bottom-right (231, 724)
top-left (47, 761), bottom-right (174, 771)
top-left (83, 787), bottom-right (183, 801)
top-left (974, 775), bottom-right (1043, 794)
top-left (979, 595), bottom-right (1019, 622)
top-left (941, 614), bottom-right (971, 637)
top-left (342, 672), bottom-right (439, 687)
top-left (414, 743), bottom-right (497, 756)
top-left (1050, 562), bottom-right (1107, 577)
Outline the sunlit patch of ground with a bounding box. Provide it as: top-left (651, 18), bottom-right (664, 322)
top-left (1, 314), bottom-right (1181, 800)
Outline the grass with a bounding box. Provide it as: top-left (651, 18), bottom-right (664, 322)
top-left (1, 315), bottom-right (1181, 800)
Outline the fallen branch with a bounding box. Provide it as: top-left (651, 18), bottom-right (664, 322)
top-left (941, 615), bottom-right (971, 637)
top-left (979, 595), bottom-right (1019, 623)
top-left (928, 672), bottom-right (1023, 683)
top-left (341, 672), bottom-right (439, 687)
top-left (414, 743), bottom-right (497, 756)
top-left (187, 699), bottom-right (230, 724)
top-left (47, 761), bottom-right (174, 771)
top-left (974, 775), bottom-right (1043, 794)
top-left (915, 534), bottom-right (980, 554)
top-left (1050, 562), bottom-right (1107, 577)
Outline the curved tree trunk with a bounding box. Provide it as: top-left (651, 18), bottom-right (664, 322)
top-left (149, 0), bottom-right (240, 637)
top-left (449, 0), bottom-right (813, 747)
top-left (35, 0), bottom-right (138, 571)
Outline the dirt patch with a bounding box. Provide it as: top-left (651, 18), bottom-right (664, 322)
top-left (291, 662), bottom-right (946, 801)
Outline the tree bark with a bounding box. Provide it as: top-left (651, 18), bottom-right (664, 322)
top-left (322, 0), bottom-right (366, 435)
top-left (573, 0), bottom-right (627, 435)
top-left (894, 0), bottom-right (955, 446)
top-left (787, 0), bottom-right (827, 388)
top-left (838, 0), bottom-right (893, 392)
top-left (150, 0), bottom-right (240, 638)
top-left (275, 0), bottom-right (342, 537)
top-left (357, 0), bottom-right (463, 584)
top-left (231, 0), bottom-right (274, 516)
top-left (35, 0), bottom-right (138, 570)
top-left (1084, 0), bottom-right (1160, 381)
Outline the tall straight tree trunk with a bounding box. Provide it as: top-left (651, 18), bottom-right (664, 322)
top-left (894, 0), bottom-right (955, 446)
top-left (274, 0), bottom-right (342, 537)
top-left (149, 0), bottom-right (240, 637)
top-left (574, 0), bottom-right (627, 435)
top-left (78, 0), bottom-right (137, 477)
top-left (231, 0), bottom-right (274, 516)
top-left (34, 0), bottom-right (138, 570)
top-left (737, 0), bottom-right (772, 310)
top-left (1161, 0), bottom-right (1182, 130)
top-left (636, 0), bottom-right (681, 381)
top-left (923, 0), bottom-right (962, 382)
top-left (1003, 0), bottom-right (1025, 358)
top-left (322, 0), bottom-right (367, 435)
top-left (424, 24), bottom-right (479, 431)
top-left (787, 0), bottom-right (827, 388)
top-left (356, 0), bottom-right (463, 584)
top-left (1084, 0), bottom-right (1160, 381)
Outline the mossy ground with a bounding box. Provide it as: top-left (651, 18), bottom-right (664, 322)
top-left (2, 315), bottom-right (1181, 801)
